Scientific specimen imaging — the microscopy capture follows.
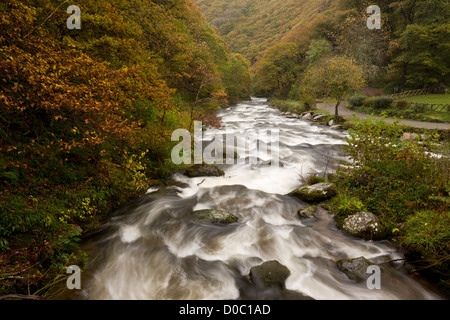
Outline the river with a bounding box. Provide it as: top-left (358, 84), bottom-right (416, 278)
top-left (75, 98), bottom-right (444, 300)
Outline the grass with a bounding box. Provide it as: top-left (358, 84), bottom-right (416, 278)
top-left (401, 94), bottom-right (450, 104)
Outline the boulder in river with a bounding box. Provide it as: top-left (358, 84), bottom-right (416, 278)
top-left (239, 261), bottom-right (313, 300)
top-left (184, 164), bottom-right (225, 178)
top-left (288, 182), bottom-right (337, 202)
top-left (191, 209), bottom-right (238, 225)
top-left (336, 256), bottom-right (373, 283)
top-left (342, 212), bottom-right (382, 240)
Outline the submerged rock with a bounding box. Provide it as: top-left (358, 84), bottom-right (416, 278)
top-left (298, 205), bottom-right (318, 219)
top-left (184, 164), bottom-right (225, 178)
top-left (342, 212), bottom-right (382, 240)
top-left (337, 256), bottom-right (373, 283)
top-left (288, 182), bottom-right (337, 202)
top-left (190, 209), bottom-right (238, 225)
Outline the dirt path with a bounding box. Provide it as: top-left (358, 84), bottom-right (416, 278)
top-left (317, 102), bottom-right (450, 130)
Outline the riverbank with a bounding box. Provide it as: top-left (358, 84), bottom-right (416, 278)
top-left (270, 99), bottom-right (450, 294)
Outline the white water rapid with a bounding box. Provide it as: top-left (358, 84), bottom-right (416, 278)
top-left (77, 98), bottom-right (444, 300)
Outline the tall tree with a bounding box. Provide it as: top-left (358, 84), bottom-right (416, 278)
top-left (251, 42), bottom-right (303, 97)
top-left (301, 56), bottom-right (366, 117)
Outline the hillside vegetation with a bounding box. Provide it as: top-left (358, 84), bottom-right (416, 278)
top-left (0, 0), bottom-right (250, 295)
top-left (196, 0), bottom-right (449, 97)
top-left (196, 0), bottom-right (336, 65)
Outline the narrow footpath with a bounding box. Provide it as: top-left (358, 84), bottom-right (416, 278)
top-left (317, 103), bottom-right (450, 130)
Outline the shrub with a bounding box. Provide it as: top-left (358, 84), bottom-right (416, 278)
top-left (363, 96), bottom-right (394, 109)
top-left (304, 174), bottom-right (326, 185)
top-left (330, 194), bottom-right (366, 219)
top-left (396, 100), bottom-right (410, 109)
top-left (349, 94), bottom-right (368, 107)
top-left (363, 97), bottom-right (377, 108)
top-left (303, 96), bottom-right (317, 110)
top-left (403, 210), bottom-right (450, 259)
top-left (373, 96), bottom-right (394, 109)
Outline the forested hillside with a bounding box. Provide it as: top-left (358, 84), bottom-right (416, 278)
top-left (196, 0), bottom-right (336, 65)
top-left (196, 0), bottom-right (449, 97)
top-left (0, 0), bottom-right (249, 295)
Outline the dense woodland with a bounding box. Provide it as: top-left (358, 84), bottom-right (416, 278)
top-left (197, 0), bottom-right (450, 97)
top-left (0, 0), bottom-right (250, 294)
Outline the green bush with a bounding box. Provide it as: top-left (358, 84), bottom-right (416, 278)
top-left (304, 174), bottom-right (326, 185)
top-left (349, 94), bottom-right (368, 107)
top-left (330, 194), bottom-right (366, 220)
top-left (373, 96), bottom-right (394, 109)
top-left (396, 100), bottom-right (410, 109)
top-left (363, 96), bottom-right (394, 109)
top-left (403, 210), bottom-right (450, 259)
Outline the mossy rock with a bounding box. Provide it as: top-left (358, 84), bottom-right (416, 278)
top-left (342, 212), bottom-right (384, 240)
top-left (288, 182), bottom-right (337, 202)
top-left (337, 257), bottom-right (373, 283)
top-left (190, 209), bottom-right (238, 225)
top-left (184, 164), bottom-right (225, 178)
top-left (298, 206), bottom-right (318, 219)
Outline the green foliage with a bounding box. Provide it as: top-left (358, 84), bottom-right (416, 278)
top-left (362, 96), bottom-right (394, 110)
top-left (349, 94), bottom-right (368, 107)
top-left (251, 42), bottom-right (303, 98)
top-left (403, 210), bottom-right (450, 260)
top-left (372, 97), bottom-right (394, 109)
top-left (304, 174), bottom-right (326, 186)
top-left (329, 194), bottom-right (366, 222)
top-left (396, 100), bottom-right (410, 109)
top-left (389, 22), bottom-right (450, 89)
top-left (301, 56), bottom-right (366, 116)
top-left (271, 99), bottom-right (309, 114)
top-left (338, 116), bottom-right (449, 281)
top-left (306, 39), bottom-right (332, 65)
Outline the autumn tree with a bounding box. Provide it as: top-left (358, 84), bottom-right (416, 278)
top-left (301, 56), bottom-right (366, 117)
top-left (252, 42), bottom-right (303, 98)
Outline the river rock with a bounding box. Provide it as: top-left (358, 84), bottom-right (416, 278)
top-left (342, 212), bottom-right (382, 240)
top-left (331, 125), bottom-right (344, 130)
top-left (298, 205), bottom-right (318, 219)
top-left (302, 113), bottom-right (313, 121)
top-left (242, 261), bottom-right (313, 300)
top-left (313, 114), bottom-right (327, 121)
top-left (337, 257), bottom-right (373, 282)
top-left (250, 261), bottom-right (291, 289)
top-left (190, 209), bottom-right (238, 225)
top-left (288, 182), bottom-right (337, 202)
top-left (184, 164), bottom-right (225, 178)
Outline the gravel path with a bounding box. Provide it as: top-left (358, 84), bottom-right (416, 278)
top-left (317, 102), bottom-right (450, 130)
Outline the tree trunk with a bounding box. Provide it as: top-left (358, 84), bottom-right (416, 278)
top-left (335, 101), bottom-right (341, 118)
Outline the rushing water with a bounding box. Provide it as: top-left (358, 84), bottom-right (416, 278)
top-left (77, 98), bottom-right (444, 300)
